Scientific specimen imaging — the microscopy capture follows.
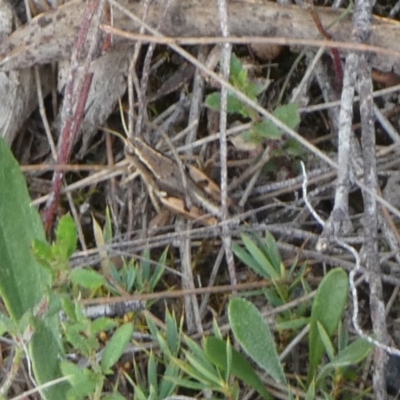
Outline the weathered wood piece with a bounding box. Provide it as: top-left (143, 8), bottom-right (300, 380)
top-left (0, 0), bottom-right (400, 75)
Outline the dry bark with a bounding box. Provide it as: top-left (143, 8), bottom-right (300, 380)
top-left (0, 0), bottom-right (400, 74)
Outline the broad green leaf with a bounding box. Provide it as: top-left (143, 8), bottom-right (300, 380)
top-left (0, 137), bottom-right (50, 321)
top-left (0, 137), bottom-right (67, 399)
top-left (101, 323), bottom-right (133, 373)
top-left (70, 269), bottom-right (106, 290)
top-left (308, 268), bottom-right (349, 381)
top-left (205, 337), bottom-right (273, 400)
top-left (229, 298), bottom-right (286, 384)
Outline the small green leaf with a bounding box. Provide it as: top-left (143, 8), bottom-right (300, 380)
top-left (305, 380), bottom-right (316, 400)
top-left (230, 53), bottom-right (243, 79)
top-left (91, 317), bottom-right (117, 334)
top-left (308, 268), bottom-right (349, 381)
top-left (102, 394), bottom-right (126, 400)
top-left (148, 352), bottom-right (158, 393)
top-left (317, 339), bottom-right (373, 384)
top-left (330, 338), bottom-right (373, 367)
top-left (70, 269), bottom-right (106, 290)
top-left (232, 242), bottom-right (266, 278)
top-left (229, 298), bottom-right (286, 384)
top-left (276, 317), bottom-right (309, 331)
top-left (273, 103), bottom-right (300, 130)
top-left (205, 337), bottom-right (273, 400)
top-left (101, 323), bottom-right (133, 373)
top-left (60, 361), bottom-right (99, 398)
top-left (55, 214), bottom-right (77, 259)
top-left (251, 103), bottom-right (300, 141)
top-left (241, 234), bottom-right (279, 279)
top-left (317, 321), bottom-right (335, 361)
top-left (32, 239), bottom-right (53, 271)
top-left (253, 119), bottom-right (284, 139)
top-left (205, 92), bottom-right (247, 115)
top-left (265, 231), bottom-right (282, 271)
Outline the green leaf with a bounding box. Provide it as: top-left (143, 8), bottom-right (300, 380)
top-left (0, 137), bottom-right (67, 399)
top-left (0, 137), bottom-right (50, 321)
top-left (241, 234), bottom-right (279, 279)
top-left (252, 119), bottom-right (284, 140)
top-left (32, 239), bottom-right (53, 272)
top-left (147, 352), bottom-right (158, 393)
top-left (329, 338), bottom-right (373, 368)
top-left (205, 337), bottom-right (273, 400)
top-left (102, 394), bottom-right (126, 400)
top-left (305, 380), bottom-right (316, 400)
top-left (253, 103), bottom-right (300, 140)
top-left (232, 242), bottom-right (267, 278)
top-left (264, 231), bottom-right (282, 271)
top-left (229, 298), bottom-right (286, 384)
top-left (276, 317), bottom-right (309, 331)
top-left (205, 92), bottom-right (246, 115)
top-left (55, 214), bottom-right (77, 259)
top-left (91, 317), bottom-right (117, 334)
top-left (317, 339), bottom-right (372, 384)
top-left (101, 323), bottom-right (133, 373)
top-left (230, 53), bottom-right (243, 80)
top-left (317, 321), bottom-right (335, 361)
top-left (308, 268), bottom-right (349, 381)
top-left (61, 361), bottom-right (99, 398)
top-left (165, 309), bottom-right (180, 356)
top-left (159, 363), bottom-right (180, 398)
top-left (273, 103), bottom-right (300, 130)
top-left (70, 269), bottom-right (106, 290)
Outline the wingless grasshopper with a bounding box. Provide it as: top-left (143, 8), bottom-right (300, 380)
top-left (124, 136), bottom-right (232, 225)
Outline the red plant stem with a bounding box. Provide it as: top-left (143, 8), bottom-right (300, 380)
top-left (43, 73), bottom-right (93, 234)
top-left (43, 0), bottom-right (105, 235)
top-left (305, 0), bottom-right (343, 90)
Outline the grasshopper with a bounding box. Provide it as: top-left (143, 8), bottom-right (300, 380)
top-left (124, 136), bottom-right (229, 225)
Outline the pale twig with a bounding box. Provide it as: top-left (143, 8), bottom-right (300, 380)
top-left (217, 0), bottom-right (236, 287)
top-left (186, 46), bottom-right (208, 151)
